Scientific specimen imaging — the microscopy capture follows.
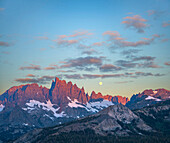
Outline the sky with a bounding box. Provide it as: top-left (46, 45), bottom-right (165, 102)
top-left (0, 0), bottom-right (170, 98)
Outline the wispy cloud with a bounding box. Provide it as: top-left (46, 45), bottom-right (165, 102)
top-left (147, 10), bottom-right (164, 20)
top-left (103, 32), bottom-right (159, 48)
top-left (122, 15), bottom-right (148, 33)
top-left (83, 74), bottom-right (125, 79)
top-left (35, 36), bottom-right (49, 40)
top-left (0, 8), bottom-right (5, 11)
top-left (58, 70), bottom-right (75, 73)
top-left (115, 81), bottom-right (133, 84)
top-left (99, 64), bottom-right (121, 72)
top-left (115, 55), bottom-right (161, 69)
top-left (1, 51), bottom-right (10, 54)
top-left (19, 64), bottom-right (41, 70)
top-left (0, 41), bottom-right (10, 47)
top-left (60, 56), bottom-right (105, 71)
top-left (15, 76), bottom-right (55, 84)
top-left (53, 30), bottom-right (93, 46)
top-left (81, 49), bottom-right (98, 55)
top-left (26, 74), bottom-right (36, 77)
top-left (164, 62), bottom-right (170, 66)
top-left (162, 21), bottom-right (170, 27)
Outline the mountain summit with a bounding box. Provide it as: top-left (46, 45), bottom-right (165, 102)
top-left (0, 77), bottom-right (129, 142)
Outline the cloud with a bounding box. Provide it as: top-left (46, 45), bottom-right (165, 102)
top-left (82, 72), bottom-right (164, 79)
top-left (122, 15), bottom-right (148, 33)
top-left (81, 49), bottom-right (98, 55)
top-left (83, 74), bottom-right (125, 79)
top-left (54, 30), bottom-right (93, 46)
top-left (135, 72), bottom-right (164, 77)
top-left (115, 38), bottom-right (154, 47)
top-left (15, 78), bottom-right (39, 83)
top-left (103, 31), bottom-right (120, 37)
top-left (1, 51), bottom-right (10, 54)
top-left (93, 42), bottom-right (105, 46)
top-left (19, 64), bottom-right (41, 70)
top-left (15, 76), bottom-right (55, 84)
top-left (115, 81), bottom-right (133, 84)
top-left (121, 49), bottom-right (141, 55)
top-left (44, 65), bottom-right (58, 70)
top-left (132, 56), bottom-right (155, 61)
top-left (162, 38), bottom-right (170, 42)
top-left (0, 41), bottom-right (10, 47)
top-left (162, 21), bottom-right (170, 27)
top-left (116, 60), bottom-right (138, 68)
top-left (36, 36), bottom-right (48, 40)
top-left (58, 70), bottom-right (76, 73)
top-left (164, 62), bottom-right (170, 66)
top-left (60, 56), bottom-right (104, 70)
top-left (26, 74), bottom-right (36, 77)
top-left (0, 8), bottom-right (5, 11)
top-left (115, 56), bottom-right (161, 69)
top-left (69, 30), bottom-right (93, 38)
top-left (63, 74), bottom-right (83, 79)
top-left (138, 61), bottom-right (161, 68)
top-left (147, 10), bottom-right (164, 20)
top-left (99, 64), bottom-right (122, 72)
top-left (40, 48), bottom-right (46, 51)
top-left (55, 39), bottom-right (78, 45)
top-left (103, 31), bottom-right (158, 48)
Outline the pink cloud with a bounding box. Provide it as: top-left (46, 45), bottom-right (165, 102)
top-left (122, 15), bottom-right (148, 33)
top-left (26, 74), bottom-right (36, 77)
top-left (103, 31), bottom-right (120, 37)
top-left (162, 21), bottom-right (170, 27)
top-left (56, 39), bottom-right (78, 45)
top-left (0, 41), bottom-right (10, 47)
top-left (93, 42), bottom-right (104, 46)
top-left (36, 36), bottom-right (48, 40)
top-left (19, 64), bottom-right (41, 70)
top-left (164, 62), bottom-right (170, 66)
top-left (0, 8), bottom-right (5, 11)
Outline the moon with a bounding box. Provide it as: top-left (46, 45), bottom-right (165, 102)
top-left (99, 82), bottom-right (103, 85)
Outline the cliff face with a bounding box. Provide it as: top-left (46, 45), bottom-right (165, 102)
top-left (126, 89), bottom-right (170, 110)
top-left (0, 77), bottom-right (130, 142)
top-left (14, 100), bottom-right (170, 143)
top-left (0, 77), bottom-right (129, 109)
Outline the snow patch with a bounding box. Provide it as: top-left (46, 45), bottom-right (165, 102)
top-left (86, 100), bottom-right (114, 112)
top-left (0, 104), bottom-right (5, 112)
top-left (67, 96), bottom-right (114, 113)
top-left (23, 100), bottom-right (66, 118)
top-left (23, 123), bottom-right (28, 126)
top-left (145, 96), bottom-right (161, 101)
top-left (43, 114), bottom-right (54, 120)
top-left (68, 98), bottom-right (85, 108)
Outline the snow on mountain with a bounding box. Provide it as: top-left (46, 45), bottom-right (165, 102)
top-left (0, 104), bottom-right (4, 112)
top-left (86, 100), bottom-right (114, 112)
top-left (67, 96), bottom-right (85, 108)
top-left (145, 96), bottom-right (162, 101)
top-left (22, 100), bottom-right (66, 117)
top-left (67, 96), bottom-right (115, 113)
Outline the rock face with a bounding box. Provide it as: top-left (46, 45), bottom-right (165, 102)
top-left (126, 89), bottom-right (170, 110)
top-left (14, 100), bottom-right (170, 143)
top-left (0, 77), bottom-right (169, 142)
top-left (14, 103), bottom-right (160, 143)
top-left (0, 77), bottom-right (129, 142)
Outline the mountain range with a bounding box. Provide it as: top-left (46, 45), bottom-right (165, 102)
top-left (14, 100), bottom-right (170, 143)
top-left (0, 77), bottom-right (169, 142)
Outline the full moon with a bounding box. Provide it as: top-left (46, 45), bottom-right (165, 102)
top-left (99, 82), bottom-right (103, 85)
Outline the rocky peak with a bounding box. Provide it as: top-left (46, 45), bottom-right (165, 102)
top-left (112, 96), bottom-right (130, 105)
